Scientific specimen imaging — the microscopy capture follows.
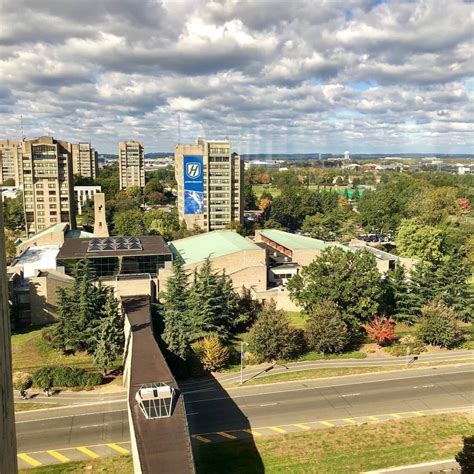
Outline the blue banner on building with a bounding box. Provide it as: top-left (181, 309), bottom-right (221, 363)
top-left (183, 155), bottom-right (204, 214)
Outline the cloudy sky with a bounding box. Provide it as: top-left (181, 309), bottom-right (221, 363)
top-left (0, 0), bottom-right (472, 154)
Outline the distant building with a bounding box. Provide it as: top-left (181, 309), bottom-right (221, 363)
top-left (344, 151), bottom-right (350, 160)
top-left (71, 142), bottom-right (98, 179)
top-left (0, 186), bottom-right (20, 202)
top-left (119, 140), bottom-right (145, 189)
top-left (19, 136), bottom-right (76, 235)
top-left (244, 160), bottom-right (280, 170)
top-left (175, 139), bottom-right (243, 232)
top-left (0, 139), bottom-right (21, 185)
top-left (74, 185), bottom-right (101, 214)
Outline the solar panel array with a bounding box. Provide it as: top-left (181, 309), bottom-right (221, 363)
top-left (87, 237), bottom-right (143, 252)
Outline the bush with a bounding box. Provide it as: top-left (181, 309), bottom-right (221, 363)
top-left (386, 335), bottom-right (426, 356)
top-left (248, 301), bottom-right (305, 362)
top-left (32, 366), bottom-right (102, 389)
top-left (456, 435), bottom-right (474, 474)
top-left (364, 317), bottom-right (397, 346)
top-left (416, 300), bottom-right (464, 348)
top-left (13, 372), bottom-right (33, 391)
top-left (305, 300), bottom-right (350, 354)
top-left (197, 336), bottom-right (230, 372)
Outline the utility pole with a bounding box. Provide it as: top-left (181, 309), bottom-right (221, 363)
top-left (240, 341), bottom-right (248, 385)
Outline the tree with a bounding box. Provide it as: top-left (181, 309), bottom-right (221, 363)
top-left (383, 265), bottom-right (413, 324)
top-left (144, 178), bottom-right (164, 196)
top-left (162, 260), bottom-right (191, 360)
top-left (126, 185), bottom-right (143, 200)
top-left (144, 208), bottom-right (180, 240)
top-left (456, 436), bottom-right (474, 474)
top-left (93, 288), bottom-right (124, 375)
top-left (248, 301), bottom-right (304, 361)
top-left (4, 229), bottom-right (16, 264)
top-left (244, 183), bottom-right (258, 210)
top-left (395, 219), bottom-right (444, 263)
top-left (3, 193), bottom-right (24, 231)
top-left (416, 300), bottom-right (463, 349)
top-left (113, 209), bottom-right (145, 236)
top-left (288, 247), bottom-right (382, 329)
top-left (197, 335), bottom-right (229, 372)
top-left (407, 186), bottom-right (459, 225)
top-left (305, 300), bottom-right (350, 354)
top-left (364, 317), bottom-right (396, 346)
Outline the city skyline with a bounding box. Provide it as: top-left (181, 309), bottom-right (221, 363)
top-left (0, 0), bottom-right (472, 155)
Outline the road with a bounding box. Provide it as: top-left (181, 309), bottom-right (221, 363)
top-left (15, 364), bottom-right (473, 457)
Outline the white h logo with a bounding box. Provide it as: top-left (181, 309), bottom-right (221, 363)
top-left (186, 162), bottom-right (201, 178)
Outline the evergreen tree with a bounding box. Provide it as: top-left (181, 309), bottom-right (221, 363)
top-left (93, 289), bottom-right (124, 375)
top-left (385, 265), bottom-right (414, 324)
top-left (162, 260), bottom-right (191, 360)
top-left (405, 261), bottom-right (438, 319)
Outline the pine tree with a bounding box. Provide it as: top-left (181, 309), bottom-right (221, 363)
top-left (386, 265), bottom-right (414, 324)
top-left (405, 261), bottom-right (438, 319)
top-left (93, 289), bottom-right (124, 375)
top-left (162, 260), bottom-right (191, 360)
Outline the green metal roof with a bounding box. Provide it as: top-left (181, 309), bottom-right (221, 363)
top-left (66, 229), bottom-right (94, 239)
top-left (170, 230), bottom-right (260, 265)
top-left (259, 229), bottom-right (335, 251)
top-left (16, 223), bottom-right (68, 247)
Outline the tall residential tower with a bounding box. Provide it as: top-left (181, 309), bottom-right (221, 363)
top-left (175, 139), bottom-right (243, 232)
top-left (71, 142), bottom-right (98, 179)
top-left (0, 139), bottom-right (21, 186)
top-left (118, 140), bottom-right (145, 189)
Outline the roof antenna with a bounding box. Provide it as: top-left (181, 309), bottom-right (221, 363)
top-left (178, 113), bottom-right (181, 144)
top-left (20, 114), bottom-right (25, 140)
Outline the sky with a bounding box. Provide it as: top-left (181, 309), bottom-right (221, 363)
top-left (0, 0), bottom-right (473, 155)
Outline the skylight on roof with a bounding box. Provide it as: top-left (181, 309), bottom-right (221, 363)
top-left (87, 237), bottom-right (143, 252)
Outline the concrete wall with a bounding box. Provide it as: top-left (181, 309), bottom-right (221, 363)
top-left (102, 276), bottom-right (157, 302)
top-left (252, 288), bottom-right (301, 312)
top-left (292, 248), bottom-right (322, 267)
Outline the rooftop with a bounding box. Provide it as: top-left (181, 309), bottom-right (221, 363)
top-left (259, 229), bottom-right (337, 251)
top-left (57, 235), bottom-right (171, 259)
top-left (170, 230), bottom-right (260, 265)
top-left (16, 223), bottom-right (68, 248)
top-left (11, 245), bottom-right (60, 278)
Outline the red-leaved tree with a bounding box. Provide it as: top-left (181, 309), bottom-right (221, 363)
top-left (364, 317), bottom-right (396, 346)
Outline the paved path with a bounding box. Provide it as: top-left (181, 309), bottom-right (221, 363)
top-left (15, 364), bottom-right (474, 469)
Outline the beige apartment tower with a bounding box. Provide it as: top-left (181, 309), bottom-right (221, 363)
top-left (118, 140), bottom-right (145, 189)
top-left (175, 139), bottom-right (243, 232)
top-left (0, 139), bottom-right (21, 186)
top-left (19, 136), bottom-right (76, 235)
top-left (72, 142), bottom-right (98, 179)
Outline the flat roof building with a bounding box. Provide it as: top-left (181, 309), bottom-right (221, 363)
top-left (72, 142), bottom-right (98, 179)
top-left (175, 139), bottom-right (243, 232)
top-left (119, 140), bottom-right (145, 189)
top-left (0, 139), bottom-right (21, 186)
top-left (74, 185), bottom-right (101, 215)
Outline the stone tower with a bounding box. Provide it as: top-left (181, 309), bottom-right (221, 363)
top-left (93, 193), bottom-right (109, 237)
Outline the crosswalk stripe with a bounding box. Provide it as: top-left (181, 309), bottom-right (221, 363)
top-left (17, 454), bottom-right (42, 467)
top-left (217, 431), bottom-right (237, 440)
top-left (294, 423), bottom-right (311, 430)
top-left (367, 416), bottom-right (379, 421)
top-left (242, 428), bottom-right (262, 437)
top-left (108, 443), bottom-right (129, 454)
top-left (77, 447), bottom-right (100, 459)
top-left (390, 413), bottom-right (402, 419)
top-left (47, 450), bottom-right (70, 462)
top-left (270, 426), bottom-right (287, 434)
top-left (320, 421), bottom-right (334, 427)
top-left (192, 434), bottom-right (212, 444)
top-left (343, 418), bottom-right (356, 424)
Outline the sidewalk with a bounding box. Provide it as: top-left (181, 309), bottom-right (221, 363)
top-left (365, 459), bottom-right (460, 473)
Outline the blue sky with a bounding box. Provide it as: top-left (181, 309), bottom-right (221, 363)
top-left (0, 0), bottom-right (472, 154)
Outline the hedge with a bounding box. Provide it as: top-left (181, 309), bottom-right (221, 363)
top-left (31, 366), bottom-right (102, 389)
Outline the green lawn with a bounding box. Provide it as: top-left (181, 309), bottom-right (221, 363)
top-left (252, 185), bottom-right (281, 199)
top-left (11, 326), bottom-right (96, 374)
top-left (286, 311), bottom-right (307, 329)
top-left (20, 455), bottom-right (133, 473)
top-left (194, 414), bottom-right (473, 473)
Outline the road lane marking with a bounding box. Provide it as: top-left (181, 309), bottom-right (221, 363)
top-left (343, 418), bottom-right (356, 424)
top-left (270, 426), bottom-right (287, 434)
top-left (390, 413), bottom-right (402, 419)
top-left (192, 434), bottom-right (212, 443)
top-left (320, 421), bottom-right (334, 427)
top-left (15, 407), bottom-right (127, 424)
top-left (77, 447), bottom-right (100, 458)
top-left (242, 428), bottom-right (262, 436)
top-left (47, 450), bottom-right (70, 462)
top-left (79, 423), bottom-right (104, 429)
top-left (18, 454), bottom-right (42, 467)
top-left (342, 393), bottom-right (360, 397)
top-left (294, 423), bottom-right (311, 430)
top-left (260, 402), bottom-right (277, 406)
top-left (217, 432), bottom-right (237, 440)
top-left (108, 443), bottom-right (129, 454)
top-left (367, 416), bottom-right (379, 421)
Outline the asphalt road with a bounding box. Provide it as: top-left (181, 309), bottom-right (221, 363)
top-left (15, 364), bottom-right (474, 454)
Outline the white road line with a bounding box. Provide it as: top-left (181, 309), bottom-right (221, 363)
top-left (260, 403), bottom-right (277, 407)
top-left (79, 424), bottom-right (105, 429)
top-left (342, 393), bottom-right (360, 397)
top-left (15, 408), bottom-right (127, 424)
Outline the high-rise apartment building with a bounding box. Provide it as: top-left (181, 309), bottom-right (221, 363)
top-left (72, 142), bottom-right (98, 179)
top-left (118, 140), bottom-right (145, 189)
top-left (0, 139), bottom-right (21, 186)
top-left (175, 139), bottom-right (243, 232)
top-left (19, 136), bottom-right (76, 234)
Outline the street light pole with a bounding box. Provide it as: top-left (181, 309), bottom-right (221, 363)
top-left (240, 341), bottom-right (248, 385)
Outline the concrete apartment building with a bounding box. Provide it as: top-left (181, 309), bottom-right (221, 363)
top-left (74, 185), bottom-right (101, 214)
top-left (175, 139), bottom-right (243, 231)
top-left (0, 139), bottom-right (21, 185)
top-left (19, 136), bottom-right (76, 235)
top-left (119, 140), bottom-right (145, 189)
top-left (71, 142), bottom-right (98, 179)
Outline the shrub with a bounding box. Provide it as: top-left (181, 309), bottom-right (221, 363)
top-left (386, 335), bottom-right (426, 356)
top-left (248, 300), bottom-right (305, 362)
top-left (364, 317), bottom-right (397, 346)
top-left (32, 366), bottom-right (102, 389)
top-left (416, 300), bottom-right (464, 348)
top-left (305, 300), bottom-right (350, 354)
top-left (456, 435), bottom-right (474, 474)
top-left (197, 335), bottom-right (229, 372)
top-left (13, 372), bottom-right (33, 391)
